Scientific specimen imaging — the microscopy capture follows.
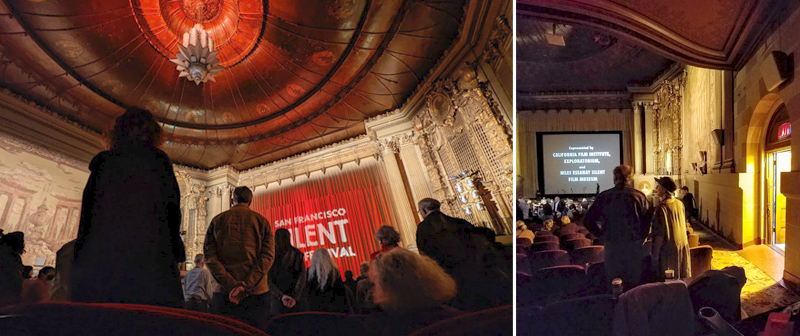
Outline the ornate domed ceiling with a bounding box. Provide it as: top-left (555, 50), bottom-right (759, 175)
top-left (0, 0), bottom-right (467, 169)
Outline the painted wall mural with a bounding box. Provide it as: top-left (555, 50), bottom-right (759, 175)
top-left (0, 132), bottom-right (89, 266)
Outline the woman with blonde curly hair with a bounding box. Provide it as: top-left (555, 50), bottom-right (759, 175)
top-left (364, 248), bottom-right (462, 335)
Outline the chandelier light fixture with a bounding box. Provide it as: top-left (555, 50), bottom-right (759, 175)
top-left (170, 24), bottom-right (223, 85)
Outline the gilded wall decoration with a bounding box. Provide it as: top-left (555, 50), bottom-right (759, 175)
top-left (175, 171), bottom-right (210, 261)
top-left (412, 65), bottom-right (513, 233)
top-left (652, 72), bottom-right (685, 176)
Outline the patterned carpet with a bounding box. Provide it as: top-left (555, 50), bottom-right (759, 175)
top-left (710, 249), bottom-right (800, 317)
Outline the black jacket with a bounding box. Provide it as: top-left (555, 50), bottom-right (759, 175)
top-left (71, 144), bottom-right (184, 307)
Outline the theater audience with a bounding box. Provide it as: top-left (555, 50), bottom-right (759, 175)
top-left (344, 270), bottom-right (358, 295)
top-left (50, 240), bottom-right (75, 301)
top-left (357, 261), bottom-right (379, 314)
top-left (543, 218), bottom-right (555, 232)
top-left (371, 225), bottom-right (401, 260)
top-left (183, 254), bottom-right (213, 312)
top-left (267, 228), bottom-right (307, 315)
top-left (305, 248), bottom-right (354, 313)
top-left (21, 266), bottom-right (55, 303)
top-left (651, 177), bottom-right (691, 279)
top-left (363, 248), bottom-right (461, 336)
top-left (72, 107), bottom-right (185, 307)
top-left (0, 231), bottom-right (25, 307)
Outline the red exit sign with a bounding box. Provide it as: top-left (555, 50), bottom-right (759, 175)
top-left (779, 123), bottom-right (792, 139)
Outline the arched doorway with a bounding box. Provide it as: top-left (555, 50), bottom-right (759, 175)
top-left (763, 106), bottom-right (791, 252)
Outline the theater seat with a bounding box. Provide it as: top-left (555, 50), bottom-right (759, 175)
top-left (559, 233), bottom-right (584, 243)
top-left (407, 305), bottom-right (512, 336)
top-left (529, 294), bottom-right (614, 336)
top-left (265, 311), bottom-right (368, 336)
top-left (0, 302), bottom-right (267, 335)
top-left (517, 237), bottom-right (533, 248)
top-left (586, 261), bottom-right (608, 295)
top-left (570, 246), bottom-right (604, 268)
top-left (563, 238), bottom-right (591, 251)
top-left (690, 245), bottom-right (714, 278)
top-left (529, 241), bottom-right (560, 253)
top-left (529, 250), bottom-right (570, 272)
top-left (531, 265), bottom-right (587, 303)
top-left (533, 235), bottom-right (559, 244)
top-left (517, 253), bottom-right (532, 274)
top-left (688, 267), bottom-right (745, 335)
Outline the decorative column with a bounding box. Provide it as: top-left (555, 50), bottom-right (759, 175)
top-left (397, 132), bottom-right (435, 213)
top-left (632, 102), bottom-right (643, 174)
top-left (379, 139), bottom-right (418, 250)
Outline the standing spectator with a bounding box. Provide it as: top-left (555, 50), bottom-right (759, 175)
top-left (72, 107), bottom-right (185, 307)
top-left (582, 165), bottom-right (651, 291)
top-left (680, 186), bottom-right (697, 222)
top-left (651, 177), bottom-right (692, 279)
top-left (267, 228), bottom-right (306, 315)
top-left (0, 232), bottom-right (25, 307)
top-left (356, 261), bottom-right (378, 314)
top-left (183, 254), bottom-right (213, 312)
top-left (305, 248), bottom-right (354, 313)
top-left (50, 240), bottom-right (75, 301)
top-left (204, 186), bottom-right (274, 329)
top-left (370, 225), bottom-right (401, 260)
top-left (21, 266), bottom-right (55, 303)
top-left (416, 198), bottom-right (510, 311)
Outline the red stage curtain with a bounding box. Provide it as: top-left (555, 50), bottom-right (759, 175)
top-left (251, 161), bottom-right (399, 275)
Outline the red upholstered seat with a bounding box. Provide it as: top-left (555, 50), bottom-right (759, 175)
top-left (535, 230), bottom-right (554, 237)
top-left (0, 302), bottom-right (267, 335)
top-left (586, 261), bottom-right (609, 295)
top-left (570, 246), bottom-right (605, 268)
top-left (559, 233), bottom-right (585, 243)
top-left (407, 305), bottom-right (512, 336)
top-left (530, 265), bottom-right (587, 302)
top-left (529, 241), bottom-right (560, 253)
top-left (563, 238), bottom-right (592, 251)
top-left (265, 311), bottom-right (368, 336)
top-left (529, 250), bottom-right (570, 272)
top-left (517, 253), bottom-right (532, 274)
top-left (527, 294), bottom-right (614, 336)
top-left (690, 245), bottom-right (714, 279)
top-left (533, 235), bottom-right (559, 244)
top-left (517, 237), bottom-right (533, 248)
top-left (556, 225), bottom-right (578, 236)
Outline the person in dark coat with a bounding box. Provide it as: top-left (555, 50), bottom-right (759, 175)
top-left (267, 228), bottom-right (307, 315)
top-left (680, 186), bottom-right (697, 221)
top-left (304, 248), bottom-right (354, 313)
top-left (0, 232), bottom-right (25, 307)
top-left (415, 198), bottom-right (511, 311)
top-left (71, 107), bottom-right (185, 307)
top-left (582, 165), bottom-right (650, 291)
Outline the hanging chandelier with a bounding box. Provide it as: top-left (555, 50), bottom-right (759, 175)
top-left (170, 24), bottom-right (223, 85)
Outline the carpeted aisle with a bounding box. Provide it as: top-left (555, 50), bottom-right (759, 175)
top-left (710, 249), bottom-right (800, 317)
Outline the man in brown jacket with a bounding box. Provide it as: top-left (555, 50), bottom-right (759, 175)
top-left (204, 186), bottom-right (274, 328)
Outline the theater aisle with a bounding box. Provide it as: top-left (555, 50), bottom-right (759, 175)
top-left (692, 224), bottom-right (800, 317)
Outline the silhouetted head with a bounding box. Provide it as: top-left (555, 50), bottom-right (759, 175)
top-left (345, 270), bottom-right (354, 280)
top-left (612, 165), bottom-right (634, 186)
top-left (275, 228), bottom-right (292, 257)
top-left (39, 266), bottom-right (56, 281)
top-left (111, 107), bottom-right (162, 149)
top-left (375, 225), bottom-right (401, 247)
top-left (417, 198), bottom-right (441, 218)
top-left (0, 231), bottom-right (24, 255)
top-left (233, 186), bottom-right (253, 205)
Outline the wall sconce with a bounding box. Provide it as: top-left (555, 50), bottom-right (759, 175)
top-left (712, 129), bottom-right (724, 146)
top-left (699, 151), bottom-right (708, 174)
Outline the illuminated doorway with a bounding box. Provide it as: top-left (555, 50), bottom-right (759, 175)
top-left (763, 106), bottom-right (791, 252)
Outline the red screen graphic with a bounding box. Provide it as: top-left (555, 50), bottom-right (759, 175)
top-left (250, 162), bottom-right (398, 275)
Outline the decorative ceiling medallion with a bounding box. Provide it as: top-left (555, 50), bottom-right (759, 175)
top-left (170, 24), bottom-right (224, 84)
top-left (185, 110), bottom-right (199, 122)
top-left (131, 0), bottom-right (263, 67)
top-left (312, 51), bottom-right (336, 66)
top-left (55, 40), bottom-right (83, 58)
top-left (100, 79), bottom-right (123, 94)
top-left (329, 0), bottom-right (357, 19)
top-left (181, 0), bottom-right (223, 22)
top-left (427, 90), bottom-right (455, 127)
top-left (286, 84), bottom-right (305, 98)
top-left (256, 103), bottom-right (270, 115)
top-left (221, 112), bottom-right (234, 123)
